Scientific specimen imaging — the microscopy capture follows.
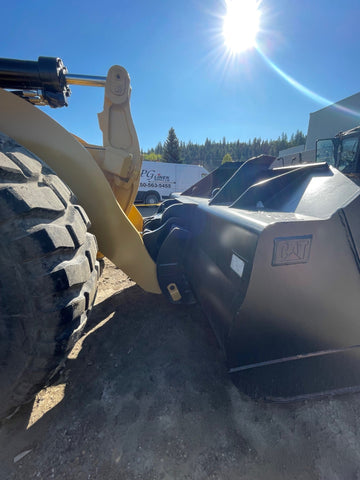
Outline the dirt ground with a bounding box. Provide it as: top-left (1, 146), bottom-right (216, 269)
top-left (1, 258), bottom-right (360, 479)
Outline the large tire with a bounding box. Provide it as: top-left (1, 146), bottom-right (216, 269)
top-left (0, 133), bottom-right (100, 418)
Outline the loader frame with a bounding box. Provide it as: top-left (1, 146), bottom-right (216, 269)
top-left (0, 64), bottom-right (160, 293)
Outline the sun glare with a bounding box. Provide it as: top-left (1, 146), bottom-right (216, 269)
top-left (223, 0), bottom-right (261, 54)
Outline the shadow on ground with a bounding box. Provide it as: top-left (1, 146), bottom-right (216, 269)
top-left (1, 269), bottom-right (360, 479)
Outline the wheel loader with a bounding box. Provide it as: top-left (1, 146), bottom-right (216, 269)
top-left (0, 56), bottom-right (360, 417)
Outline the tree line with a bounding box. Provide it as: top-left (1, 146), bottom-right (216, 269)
top-left (143, 127), bottom-right (306, 171)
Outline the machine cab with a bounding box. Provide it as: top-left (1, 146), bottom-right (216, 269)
top-left (316, 126), bottom-right (360, 185)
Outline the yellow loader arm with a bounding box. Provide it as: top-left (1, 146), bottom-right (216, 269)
top-left (0, 65), bottom-right (161, 294)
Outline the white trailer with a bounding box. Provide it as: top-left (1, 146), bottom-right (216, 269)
top-left (136, 161), bottom-right (208, 204)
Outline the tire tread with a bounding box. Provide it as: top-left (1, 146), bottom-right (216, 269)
top-left (0, 132), bottom-right (100, 418)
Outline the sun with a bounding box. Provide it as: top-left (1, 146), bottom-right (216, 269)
top-left (222, 0), bottom-right (261, 54)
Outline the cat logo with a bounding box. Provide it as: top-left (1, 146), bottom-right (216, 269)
top-left (272, 235), bottom-right (312, 266)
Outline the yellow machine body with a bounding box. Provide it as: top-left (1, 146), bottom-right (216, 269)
top-left (0, 67), bottom-right (161, 294)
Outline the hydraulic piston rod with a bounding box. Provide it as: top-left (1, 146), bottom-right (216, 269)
top-left (65, 74), bottom-right (106, 87)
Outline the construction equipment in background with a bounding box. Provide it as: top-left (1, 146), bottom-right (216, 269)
top-left (0, 56), bottom-right (359, 417)
top-left (275, 91), bottom-right (360, 167)
top-left (315, 126), bottom-right (360, 186)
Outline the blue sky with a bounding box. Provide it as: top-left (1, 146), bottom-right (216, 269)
top-left (2, 0), bottom-right (360, 151)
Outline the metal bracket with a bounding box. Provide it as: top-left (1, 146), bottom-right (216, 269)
top-left (96, 65), bottom-right (142, 214)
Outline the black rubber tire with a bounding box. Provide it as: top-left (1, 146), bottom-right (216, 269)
top-left (0, 133), bottom-right (100, 418)
top-left (144, 191), bottom-right (160, 205)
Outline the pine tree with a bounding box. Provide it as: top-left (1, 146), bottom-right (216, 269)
top-left (222, 153), bottom-right (233, 164)
top-left (145, 129), bottom-right (306, 170)
top-left (163, 127), bottom-right (181, 163)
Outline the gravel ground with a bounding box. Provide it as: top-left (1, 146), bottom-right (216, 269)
top-left (1, 259), bottom-right (360, 479)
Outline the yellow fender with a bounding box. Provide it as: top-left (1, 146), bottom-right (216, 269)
top-left (0, 87), bottom-right (161, 294)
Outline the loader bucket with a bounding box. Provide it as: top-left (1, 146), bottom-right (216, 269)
top-left (144, 155), bottom-right (360, 399)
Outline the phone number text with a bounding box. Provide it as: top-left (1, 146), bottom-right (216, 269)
top-left (140, 182), bottom-right (172, 189)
